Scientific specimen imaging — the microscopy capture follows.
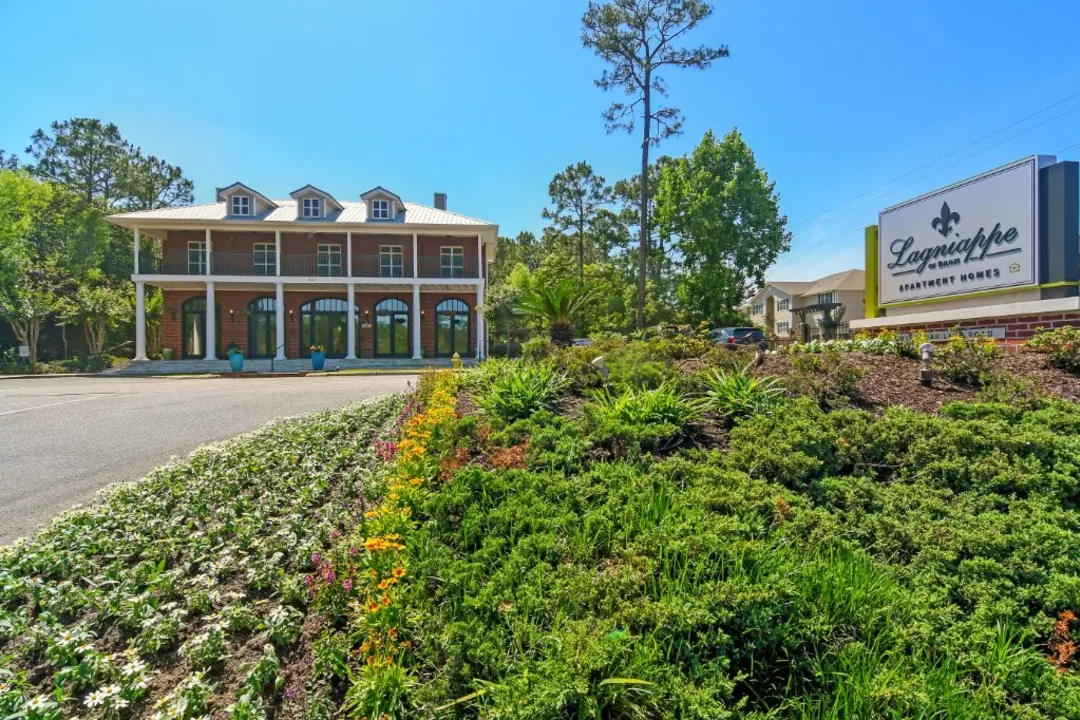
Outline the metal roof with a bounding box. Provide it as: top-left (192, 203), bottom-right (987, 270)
top-left (108, 200), bottom-right (494, 227)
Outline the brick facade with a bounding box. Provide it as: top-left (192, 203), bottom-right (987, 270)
top-left (161, 288), bottom-right (478, 360)
top-left (873, 312), bottom-right (1080, 345)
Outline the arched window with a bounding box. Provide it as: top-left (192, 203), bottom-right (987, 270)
top-left (247, 297), bottom-right (277, 358)
top-left (374, 298), bottom-right (409, 357)
top-left (299, 297), bottom-right (360, 358)
top-left (435, 298), bottom-right (471, 357)
top-left (181, 297), bottom-right (220, 359)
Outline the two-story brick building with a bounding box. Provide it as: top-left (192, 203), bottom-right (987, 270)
top-left (107, 183), bottom-right (497, 364)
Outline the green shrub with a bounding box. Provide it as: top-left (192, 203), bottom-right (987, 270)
top-left (787, 349), bottom-right (865, 407)
top-left (975, 372), bottom-right (1051, 412)
top-left (586, 382), bottom-right (700, 427)
top-left (478, 361), bottom-right (568, 424)
top-left (701, 362), bottom-right (785, 423)
top-left (522, 336), bottom-right (552, 361)
top-left (932, 331), bottom-right (1001, 386)
top-left (1027, 325), bottom-right (1080, 373)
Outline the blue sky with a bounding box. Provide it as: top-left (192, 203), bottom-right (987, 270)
top-left (1, 0), bottom-right (1078, 281)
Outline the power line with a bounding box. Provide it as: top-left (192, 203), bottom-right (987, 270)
top-left (789, 101), bottom-right (1080, 256)
top-left (787, 88), bottom-right (1080, 233)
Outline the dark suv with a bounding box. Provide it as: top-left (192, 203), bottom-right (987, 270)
top-left (710, 327), bottom-right (767, 349)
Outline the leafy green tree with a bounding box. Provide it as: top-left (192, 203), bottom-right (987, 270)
top-left (515, 278), bottom-right (593, 345)
top-left (541, 162), bottom-right (612, 279)
top-left (26, 119), bottom-right (132, 207)
top-left (582, 0), bottom-right (729, 329)
top-left (0, 150), bottom-right (18, 170)
top-left (656, 128), bottom-right (791, 325)
top-left (0, 171), bottom-right (110, 362)
top-left (68, 282), bottom-right (131, 356)
top-left (120, 150), bottom-right (195, 211)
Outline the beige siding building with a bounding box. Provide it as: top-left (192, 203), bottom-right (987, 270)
top-left (747, 269), bottom-right (865, 339)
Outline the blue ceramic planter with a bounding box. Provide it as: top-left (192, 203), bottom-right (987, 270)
top-left (228, 352), bottom-right (244, 372)
top-left (311, 351), bottom-right (326, 371)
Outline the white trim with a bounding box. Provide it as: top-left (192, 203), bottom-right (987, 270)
top-left (253, 242), bottom-right (275, 276)
top-left (346, 232), bottom-right (352, 278)
top-left (230, 194), bottom-right (252, 216)
top-left (274, 283), bottom-right (286, 360)
top-left (346, 283), bottom-right (357, 360)
top-left (135, 281), bottom-right (146, 361)
top-left (302, 196), bottom-right (322, 218)
top-left (371, 198), bottom-right (391, 220)
top-left (132, 274), bottom-right (481, 286)
top-left (475, 282), bottom-right (485, 360)
top-left (411, 285), bottom-right (421, 360)
top-left (205, 229), bottom-right (212, 274)
top-left (412, 233), bottom-right (418, 278)
top-left (205, 281), bottom-right (216, 361)
top-left (133, 228), bottom-right (140, 274)
top-left (850, 296), bottom-right (1080, 330)
top-left (274, 230), bottom-right (281, 276)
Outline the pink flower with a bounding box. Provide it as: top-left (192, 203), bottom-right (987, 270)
top-left (348, 547), bottom-right (359, 556)
top-left (324, 568), bottom-right (336, 583)
top-left (343, 578), bottom-right (353, 592)
top-left (303, 574), bottom-right (314, 587)
top-left (311, 552), bottom-right (321, 566)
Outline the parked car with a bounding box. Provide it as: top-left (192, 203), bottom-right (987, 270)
top-left (572, 338), bottom-right (594, 347)
top-left (710, 327), bottom-right (767, 349)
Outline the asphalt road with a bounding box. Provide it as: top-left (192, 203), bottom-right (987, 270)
top-left (0, 374), bottom-right (415, 545)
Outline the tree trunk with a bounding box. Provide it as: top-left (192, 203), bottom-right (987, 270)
top-left (61, 325), bottom-right (68, 359)
top-left (29, 320), bottom-right (39, 364)
top-left (637, 74), bottom-right (651, 331)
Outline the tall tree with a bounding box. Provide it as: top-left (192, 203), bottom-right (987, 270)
top-left (656, 128), bottom-right (791, 324)
top-left (0, 150), bottom-right (19, 170)
top-left (121, 150), bottom-right (195, 211)
top-left (26, 119), bottom-right (132, 208)
top-left (541, 162), bottom-right (611, 280)
top-left (582, 0), bottom-right (728, 329)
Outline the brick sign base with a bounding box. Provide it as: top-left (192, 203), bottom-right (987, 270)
top-left (888, 312), bottom-right (1080, 345)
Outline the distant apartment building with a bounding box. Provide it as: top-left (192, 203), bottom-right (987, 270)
top-left (746, 269), bottom-right (865, 339)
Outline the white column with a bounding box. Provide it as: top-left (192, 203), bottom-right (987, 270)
top-left (476, 234), bottom-right (485, 359)
top-left (476, 282), bottom-right (485, 360)
top-left (275, 230), bottom-right (281, 276)
top-left (205, 228), bottom-right (212, 275)
top-left (346, 232), bottom-right (353, 278)
top-left (412, 284), bottom-right (421, 360)
top-left (411, 233), bottom-right (418, 278)
top-left (205, 281), bottom-right (216, 360)
top-left (346, 283), bottom-right (357, 360)
top-left (133, 228), bottom-right (141, 274)
top-left (134, 281), bottom-right (147, 361)
top-left (275, 283), bottom-right (286, 360)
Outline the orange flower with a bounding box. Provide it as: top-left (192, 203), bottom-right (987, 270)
top-left (392, 567), bottom-right (406, 579)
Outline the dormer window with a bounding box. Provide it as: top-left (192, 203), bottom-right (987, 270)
top-left (231, 195), bottom-right (251, 216)
top-left (302, 197), bottom-right (322, 218)
top-left (372, 199), bottom-right (390, 220)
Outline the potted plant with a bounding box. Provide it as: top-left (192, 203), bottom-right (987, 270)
top-left (310, 344), bottom-right (326, 371)
top-left (162, 348), bottom-right (174, 360)
top-left (226, 342), bottom-right (244, 372)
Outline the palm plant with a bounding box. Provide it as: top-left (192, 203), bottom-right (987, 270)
top-left (515, 279), bottom-right (591, 345)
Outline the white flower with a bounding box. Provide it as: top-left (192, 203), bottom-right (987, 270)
top-left (122, 658), bottom-right (146, 676)
top-left (84, 690), bottom-right (104, 708)
top-left (56, 629), bottom-right (77, 645)
top-left (103, 683), bottom-right (121, 697)
top-left (26, 695), bottom-right (50, 711)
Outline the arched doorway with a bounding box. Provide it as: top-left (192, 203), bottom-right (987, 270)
top-left (435, 298), bottom-right (471, 357)
top-left (247, 297), bottom-right (277, 359)
top-left (181, 297), bottom-right (220, 359)
top-left (299, 298), bottom-right (360, 358)
top-left (374, 298), bottom-right (409, 357)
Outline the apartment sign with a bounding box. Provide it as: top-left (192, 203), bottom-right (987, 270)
top-left (878, 157), bottom-right (1039, 304)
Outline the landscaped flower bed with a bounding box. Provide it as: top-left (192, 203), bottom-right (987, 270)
top-left (0, 395), bottom-right (401, 719)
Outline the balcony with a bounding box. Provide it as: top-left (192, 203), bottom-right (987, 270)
top-left (138, 251), bottom-right (482, 280)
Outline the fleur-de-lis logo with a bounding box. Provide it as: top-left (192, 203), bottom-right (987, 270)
top-left (931, 201), bottom-right (960, 238)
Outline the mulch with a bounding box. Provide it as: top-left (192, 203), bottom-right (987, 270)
top-left (755, 350), bottom-right (1080, 414)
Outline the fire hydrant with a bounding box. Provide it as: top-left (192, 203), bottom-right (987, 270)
top-left (451, 351), bottom-right (463, 370)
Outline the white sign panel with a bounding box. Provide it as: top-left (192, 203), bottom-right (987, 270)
top-left (878, 157), bottom-right (1041, 305)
